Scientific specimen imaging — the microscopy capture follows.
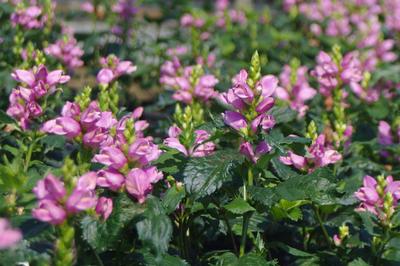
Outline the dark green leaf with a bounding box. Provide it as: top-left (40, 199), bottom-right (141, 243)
top-left (183, 150), bottom-right (244, 199)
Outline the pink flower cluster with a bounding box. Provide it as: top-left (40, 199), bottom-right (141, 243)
top-left (160, 57), bottom-right (219, 104)
top-left (7, 65), bottom-right (70, 130)
top-left (11, 3), bottom-right (47, 29)
top-left (355, 175), bottom-right (400, 221)
top-left (384, 0), bottom-right (400, 32)
top-left (311, 51), bottom-right (363, 97)
top-left (180, 14), bottom-right (205, 28)
top-left (215, 3), bottom-right (247, 29)
top-left (221, 70), bottom-right (278, 162)
top-left (97, 55), bottom-right (136, 85)
top-left (285, 0), bottom-right (397, 72)
top-left (0, 218), bottom-right (22, 249)
top-left (276, 64), bottom-right (316, 117)
top-left (93, 126), bottom-right (163, 203)
top-left (280, 134), bottom-right (342, 172)
top-left (42, 101), bottom-right (163, 204)
top-left (164, 126), bottom-right (216, 157)
top-left (32, 173), bottom-right (113, 224)
top-left (45, 35), bottom-right (84, 70)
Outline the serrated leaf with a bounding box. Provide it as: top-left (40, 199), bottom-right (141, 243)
top-left (274, 168), bottom-right (336, 205)
top-left (347, 258), bottom-right (369, 266)
top-left (136, 197), bottom-right (172, 256)
top-left (183, 150), bottom-right (244, 199)
top-left (81, 194), bottom-right (144, 251)
top-left (224, 198), bottom-right (255, 215)
top-left (248, 186), bottom-right (275, 207)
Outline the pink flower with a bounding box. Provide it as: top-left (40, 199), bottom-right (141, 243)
top-left (45, 35), bottom-right (84, 70)
top-left (93, 146), bottom-right (128, 170)
top-left (280, 151), bottom-right (307, 170)
top-left (66, 189), bottom-right (97, 213)
top-left (95, 197), bottom-right (113, 220)
top-left (97, 55), bottom-right (136, 85)
top-left (11, 4), bottom-right (47, 29)
top-left (378, 121), bottom-right (393, 145)
top-left (32, 200), bottom-right (67, 225)
top-left (41, 117), bottom-right (81, 139)
top-left (97, 68), bottom-right (115, 85)
top-left (128, 138), bottom-right (162, 166)
top-left (97, 168), bottom-right (125, 191)
top-left (0, 218), bottom-right (22, 249)
top-left (61, 101), bottom-right (81, 118)
top-left (164, 127), bottom-right (215, 157)
top-left (125, 168), bottom-right (153, 203)
top-left (76, 172), bottom-right (97, 191)
top-left (33, 174), bottom-right (66, 201)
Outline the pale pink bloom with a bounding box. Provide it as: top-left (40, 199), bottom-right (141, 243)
top-left (33, 174), bottom-right (66, 202)
top-left (125, 168), bottom-right (153, 203)
top-left (0, 218), bottom-right (22, 249)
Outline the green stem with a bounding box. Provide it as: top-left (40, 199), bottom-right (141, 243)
top-left (240, 213), bottom-right (252, 257)
top-left (313, 205), bottom-right (332, 248)
top-left (240, 166), bottom-right (254, 257)
top-left (24, 135), bottom-right (37, 172)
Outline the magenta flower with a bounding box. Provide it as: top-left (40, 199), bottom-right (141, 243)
top-left (96, 197), bottom-right (113, 220)
top-left (41, 117), bottom-right (81, 139)
top-left (223, 111), bottom-right (247, 131)
top-left (239, 141), bottom-right (271, 163)
top-left (0, 218), bottom-right (22, 250)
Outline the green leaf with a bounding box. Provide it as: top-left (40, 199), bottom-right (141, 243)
top-left (162, 184), bottom-right (185, 214)
top-left (271, 199), bottom-right (310, 221)
top-left (0, 110), bottom-right (15, 124)
top-left (366, 99), bottom-right (389, 120)
top-left (248, 186), bottom-right (275, 207)
top-left (347, 258), bottom-right (369, 266)
top-left (183, 150), bottom-right (244, 199)
top-left (269, 107), bottom-right (297, 124)
top-left (153, 150), bottom-right (186, 175)
top-left (210, 252), bottom-right (277, 266)
top-left (274, 168), bottom-right (336, 205)
top-left (224, 197), bottom-right (255, 215)
top-left (136, 197), bottom-right (172, 256)
top-left (271, 157), bottom-right (298, 180)
top-left (81, 194), bottom-right (144, 251)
